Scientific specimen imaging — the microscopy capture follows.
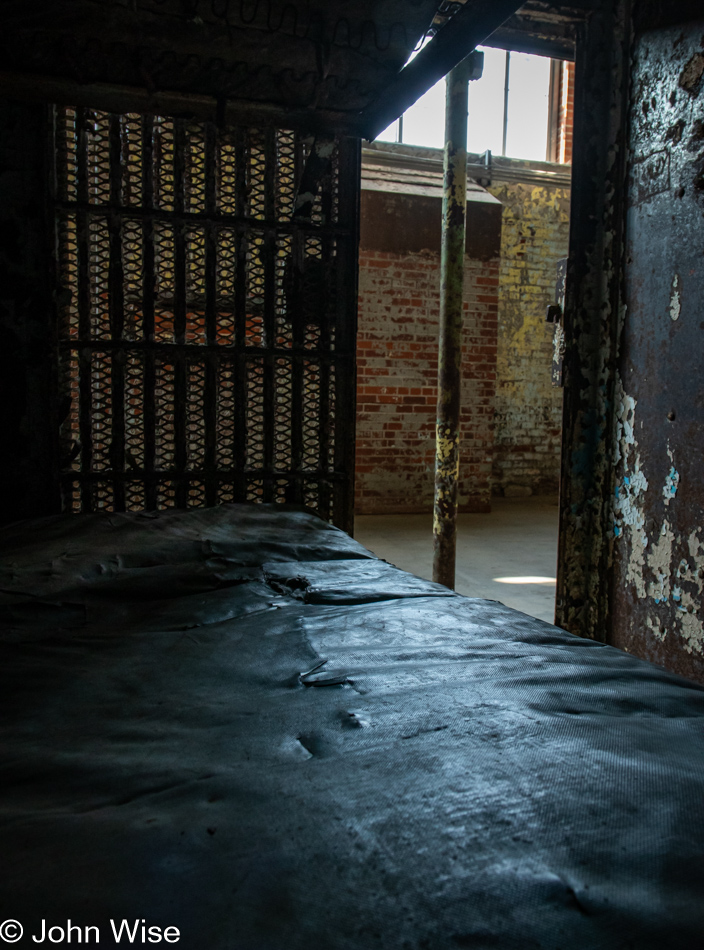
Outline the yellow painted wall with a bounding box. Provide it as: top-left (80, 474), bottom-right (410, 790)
top-left (488, 179), bottom-right (571, 497)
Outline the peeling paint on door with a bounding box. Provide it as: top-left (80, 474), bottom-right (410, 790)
top-left (613, 379), bottom-right (648, 595)
top-left (662, 447), bottom-right (680, 504)
top-left (613, 379), bottom-right (703, 657)
top-left (669, 273), bottom-right (681, 321)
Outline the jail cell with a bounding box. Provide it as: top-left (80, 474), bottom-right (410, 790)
top-left (52, 107), bottom-right (359, 530)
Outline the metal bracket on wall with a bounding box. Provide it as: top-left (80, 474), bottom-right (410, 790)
top-left (468, 148), bottom-right (492, 187)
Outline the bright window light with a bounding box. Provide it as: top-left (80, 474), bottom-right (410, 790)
top-left (504, 51), bottom-right (551, 161)
top-left (401, 79), bottom-right (446, 149)
top-left (467, 46), bottom-right (507, 155)
top-left (376, 118), bottom-right (401, 144)
top-left (374, 47), bottom-right (553, 162)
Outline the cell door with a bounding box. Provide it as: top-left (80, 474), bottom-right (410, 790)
top-left (52, 107), bottom-right (359, 531)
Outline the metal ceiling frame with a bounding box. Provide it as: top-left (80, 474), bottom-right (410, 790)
top-left (357, 0), bottom-right (528, 140)
top-left (356, 1), bottom-right (597, 142)
top-left (0, 3), bottom-right (594, 138)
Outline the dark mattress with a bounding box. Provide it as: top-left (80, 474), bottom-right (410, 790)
top-left (1, 505), bottom-right (704, 949)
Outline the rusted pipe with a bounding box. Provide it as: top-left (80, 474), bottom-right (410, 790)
top-left (432, 53), bottom-right (481, 589)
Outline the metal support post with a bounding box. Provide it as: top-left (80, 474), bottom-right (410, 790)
top-left (432, 52), bottom-right (482, 589)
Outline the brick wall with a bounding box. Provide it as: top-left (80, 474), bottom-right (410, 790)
top-left (355, 250), bottom-right (499, 514)
top-left (356, 143), bottom-right (572, 510)
top-left (487, 177), bottom-right (571, 496)
top-left (557, 62), bottom-right (575, 165)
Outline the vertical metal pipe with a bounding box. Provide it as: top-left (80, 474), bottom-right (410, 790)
top-left (432, 59), bottom-right (471, 590)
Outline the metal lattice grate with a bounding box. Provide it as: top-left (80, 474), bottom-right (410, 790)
top-left (53, 107), bottom-right (359, 529)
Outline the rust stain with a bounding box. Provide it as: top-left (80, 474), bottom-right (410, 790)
top-left (664, 119), bottom-right (685, 145)
top-left (678, 50), bottom-right (704, 94)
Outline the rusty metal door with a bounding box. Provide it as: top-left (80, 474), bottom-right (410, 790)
top-left (52, 108), bottom-right (359, 531)
top-left (610, 21), bottom-right (704, 680)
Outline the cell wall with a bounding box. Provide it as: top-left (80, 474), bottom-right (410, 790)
top-left (488, 178), bottom-right (571, 497)
top-left (355, 249), bottom-right (499, 514)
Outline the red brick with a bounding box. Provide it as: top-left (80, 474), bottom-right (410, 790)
top-left (356, 248), bottom-right (497, 514)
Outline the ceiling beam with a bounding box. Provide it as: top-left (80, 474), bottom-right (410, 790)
top-left (483, 2), bottom-right (596, 61)
top-left (484, 26), bottom-right (575, 61)
top-left (358, 0), bottom-right (527, 141)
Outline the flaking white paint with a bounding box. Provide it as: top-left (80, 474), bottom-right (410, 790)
top-left (669, 273), bottom-right (681, 321)
top-left (613, 377), bottom-right (703, 654)
top-left (613, 378), bottom-right (648, 595)
top-left (646, 521), bottom-right (675, 604)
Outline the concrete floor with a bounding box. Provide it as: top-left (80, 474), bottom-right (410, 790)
top-left (354, 496), bottom-right (560, 624)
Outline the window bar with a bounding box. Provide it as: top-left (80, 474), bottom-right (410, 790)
top-left (203, 122), bottom-right (218, 505)
top-left (141, 114), bottom-right (157, 509)
top-left (547, 60), bottom-right (562, 163)
top-left (108, 113), bottom-right (126, 510)
top-left (332, 136), bottom-right (360, 533)
top-left (233, 128), bottom-right (248, 348)
top-left (502, 52), bottom-right (511, 157)
top-left (232, 128), bottom-right (248, 501)
top-left (290, 236), bottom-right (305, 505)
top-left (319, 355), bottom-right (332, 518)
top-left (289, 134), bottom-right (307, 505)
top-left (172, 118), bottom-right (188, 506)
top-left (233, 351), bottom-right (247, 502)
top-left (262, 128), bottom-right (277, 502)
top-left (75, 108), bottom-right (94, 512)
top-left (51, 109), bottom-right (70, 510)
top-left (54, 108), bottom-right (68, 207)
top-left (318, 155), bottom-right (335, 519)
top-left (318, 368), bottom-right (332, 520)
